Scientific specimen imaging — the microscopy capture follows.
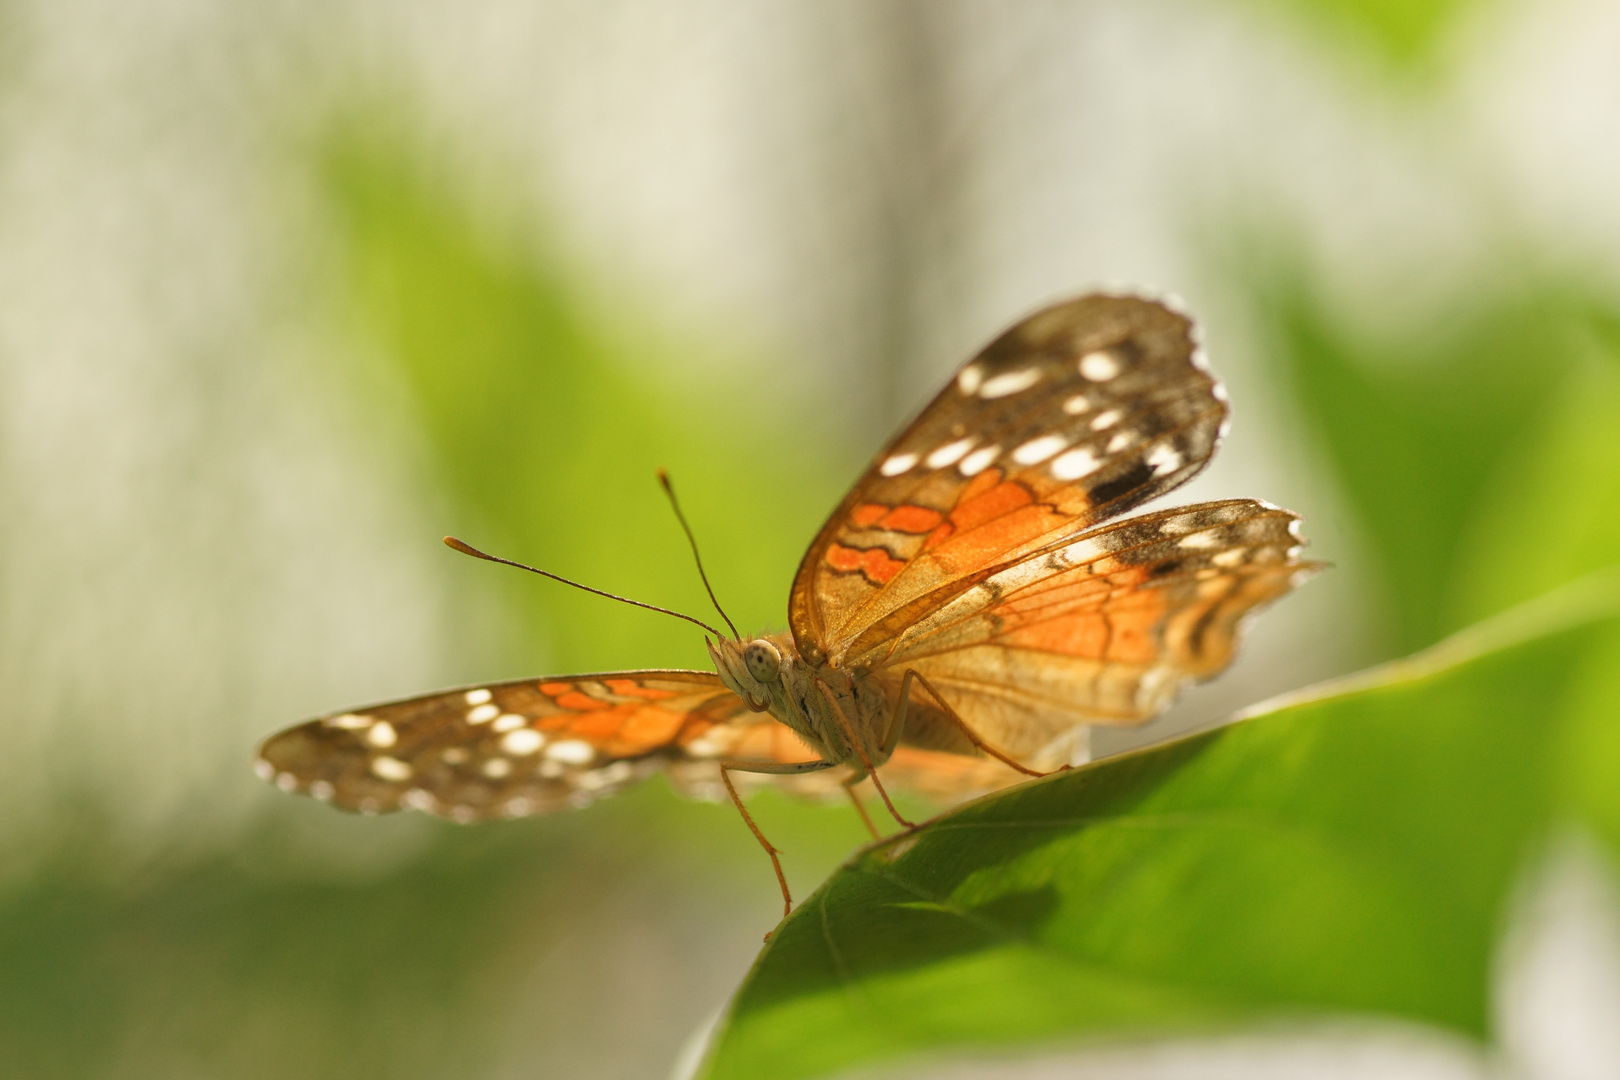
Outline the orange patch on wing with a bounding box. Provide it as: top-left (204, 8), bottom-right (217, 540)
top-left (1005, 611), bottom-right (1112, 659)
top-left (677, 718), bottom-right (716, 744)
top-left (935, 504), bottom-right (1064, 568)
top-left (850, 503), bottom-right (888, 528)
top-left (879, 504), bottom-right (944, 533)
top-left (553, 691), bottom-right (609, 711)
top-left (921, 521), bottom-right (956, 550)
top-left (957, 468), bottom-right (1003, 505)
top-left (568, 705), bottom-right (636, 740)
top-left (1106, 604), bottom-right (1164, 663)
top-left (996, 575), bottom-right (1112, 622)
top-left (1103, 564), bottom-right (1153, 590)
top-left (609, 705), bottom-right (685, 753)
top-left (604, 678), bottom-right (677, 700)
top-left (539, 681), bottom-right (574, 695)
top-left (826, 543), bottom-right (906, 584)
top-left (950, 481), bottom-right (1034, 533)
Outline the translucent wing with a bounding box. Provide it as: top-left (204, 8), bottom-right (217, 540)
top-left (790, 293), bottom-right (1225, 666)
top-left (255, 670), bottom-right (828, 822)
top-left (870, 500), bottom-right (1318, 769)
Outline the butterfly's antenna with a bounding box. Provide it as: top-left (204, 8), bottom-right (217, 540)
top-left (443, 536), bottom-right (725, 638)
top-left (656, 469), bottom-right (741, 640)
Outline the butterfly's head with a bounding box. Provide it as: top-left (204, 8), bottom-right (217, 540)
top-left (709, 632), bottom-right (792, 714)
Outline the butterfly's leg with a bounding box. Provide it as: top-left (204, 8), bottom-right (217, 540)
top-left (815, 681), bottom-right (917, 830)
top-left (841, 773), bottom-right (883, 841)
top-left (720, 758), bottom-right (837, 920)
top-left (899, 669), bottom-right (1046, 778)
top-left (879, 667), bottom-right (915, 759)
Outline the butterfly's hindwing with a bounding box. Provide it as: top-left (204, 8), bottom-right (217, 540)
top-left (791, 294), bottom-right (1227, 667)
top-left (873, 500), bottom-right (1318, 768)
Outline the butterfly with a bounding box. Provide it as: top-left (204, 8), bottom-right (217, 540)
top-left (256, 292), bottom-right (1317, 914)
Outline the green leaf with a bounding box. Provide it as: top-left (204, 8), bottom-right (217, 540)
top-left (696, 572), bottom-right (1620, 1080)
top-left (1259, 279), bottom-right (1604, 653)
top-left (1451, 315), bottom-right (1620, 625)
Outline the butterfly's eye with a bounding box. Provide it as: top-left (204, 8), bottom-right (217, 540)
top-left (743, 639), bottom-right (782, 684)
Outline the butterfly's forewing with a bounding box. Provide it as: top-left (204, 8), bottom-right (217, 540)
top-left (790, 294), bottom-right (1226, 667)
top-left (255, 671), bottom-right (821, 822)
top-left (871, 500), bottom-right (1318, 768)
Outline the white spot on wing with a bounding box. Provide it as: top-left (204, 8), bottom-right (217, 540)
top-left (958, 445), bottom-right (1000, 476)
top-left (1180, 532), bottom-right (1220, 550)
top-left (956, 365), bottom-right (983, 395)
top-left (1062, 394), bottom-right (1091, 414)
top-left (466, 703), bottom-right (499, 724)
top-left (370, 756), bottom-right (412, 781)
top-left (464, 688), bottom-right (492, 706)
top-left (1079, 351), bottom-right (1121, 381)
top-left (1106, 432), bottom-right (1132, 453)
top-left (1145, 444), bottom-right (1182, 477)
top-left (545, 739), bottom-right (595, 765)
top-left (577, 761), bottom-right (633, 790)
top-left (576, 768), bottom-right (618, 791)
top-left (1134, 667), bottom-right (1176, 711)
top-left (1212, 549), bottom-right (1246, 568)
top-left (275, 772), bottom-right (298, 792)
top-left (365, 721), bottom-right (397, 748)
top-left (310, 780), bottom-right (335, 801)
top-left (502, 797), bottom-right (535, 817)
top-left (401, 788), bottom-right (436, 811)
top-left (253, 759), bottom-right (274, 781)
top-left (880, 452), bottom-right (918, 477)
top-left (325, 713), bottom-right (371, 730)
top-left (500, 729), bottom-right (545, 756)
top-left (979, 368), bottom-right (1041, 398)
top-left (492, 713), bottom-right (526, 732)
top-left (441, 747), bottom-right (469, 765)
top-left (925, 438), bottom-right (974, 469)
top-left (1012, 434), bottom-right (1067, 465)
top-left (482, 757), bottom-right (512, 778)
top-left (1050, 448), bottom-right (1102, 481)
top-left (1089, 409), bottom-right (1120, 431)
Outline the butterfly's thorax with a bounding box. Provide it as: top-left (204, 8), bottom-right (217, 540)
top-left (708, 633), bottom-right (892, 772)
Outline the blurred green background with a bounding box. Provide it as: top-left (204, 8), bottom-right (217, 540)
top-left (1, 1), bottom-right (1617, 1078)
